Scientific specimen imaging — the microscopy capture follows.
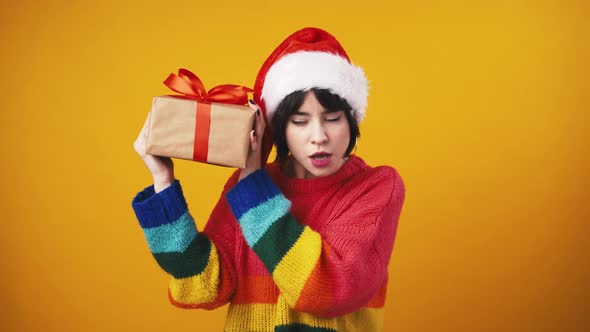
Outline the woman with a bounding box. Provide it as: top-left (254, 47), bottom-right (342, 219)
top-left (132, 27), bottom-right (405, 332)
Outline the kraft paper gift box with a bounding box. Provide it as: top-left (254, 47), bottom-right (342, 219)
top-left (146, 96), bottom-right (255, 168)
top-left (145, 68), bottom-right (255, 168)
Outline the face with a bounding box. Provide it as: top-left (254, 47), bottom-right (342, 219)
top-left (286, 91), bottom-right (351, 179)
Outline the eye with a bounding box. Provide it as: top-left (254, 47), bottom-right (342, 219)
top-left (325, 116), bottom-right (341, 122)
top-left (290, 120), bottom-right (307, 126)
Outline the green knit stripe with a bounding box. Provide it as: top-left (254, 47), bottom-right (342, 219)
top-left (274, 324), bottom-right (336, 332)
top-left (252, 213), bottom-right (305, 273)
top-left (153, 233), bottom-right (211, 279)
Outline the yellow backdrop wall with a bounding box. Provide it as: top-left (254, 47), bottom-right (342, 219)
top-left (1, 0), bottom-right (588, 331)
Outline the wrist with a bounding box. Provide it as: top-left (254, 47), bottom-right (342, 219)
top-left (238, 170), bottom-right (252, 182)
top-left (239, 166), bottom-right (260, 181)
top-left (153, 174), bottom-right (174, 193)
top-left (240, 149), bottom-right (262, 181)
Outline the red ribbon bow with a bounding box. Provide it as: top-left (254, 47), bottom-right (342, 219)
top-left (163, 68), bottom-right (252, 105)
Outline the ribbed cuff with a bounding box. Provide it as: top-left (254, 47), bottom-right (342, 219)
top-left (131, 179), bottom-right (187, 229)
top-left (226, 169), bottom-right (281, 220)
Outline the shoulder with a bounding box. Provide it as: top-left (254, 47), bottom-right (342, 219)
top-left (326, 159), bottom-right (405, 225)
top-left (347, 157), bottom-right (405, 199)
top-left (328, 158), bottom-right (405, 219)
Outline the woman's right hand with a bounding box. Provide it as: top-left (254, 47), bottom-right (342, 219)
top-left (133, 112), bottom-right (175, 193)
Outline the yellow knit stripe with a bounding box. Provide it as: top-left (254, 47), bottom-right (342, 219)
top-left (275, 294), bottom-right (337, 330)
top-left (272, 226), bottom-right (322, 306)
top-left (225, 299), bottom-right (384, 332)
top-left (225, 303), bottom-right (277, 332)
top-left (168, 244), bottom-right (220, 304)
top-left (337, 307), bottom-right (384, 331)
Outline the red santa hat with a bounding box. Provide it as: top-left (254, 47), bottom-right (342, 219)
top-left (254, 27), bottom-right (368, 124)
top-left (253, 27), bottom-right (369, 164)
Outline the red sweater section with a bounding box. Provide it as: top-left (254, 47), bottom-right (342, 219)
top-left (200, 154), bottom-right (406, 314)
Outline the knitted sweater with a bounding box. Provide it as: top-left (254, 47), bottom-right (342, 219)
top-left (132, 155), bottom-right (405, 332)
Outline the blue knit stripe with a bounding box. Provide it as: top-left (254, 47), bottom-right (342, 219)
top-left (142, 211), bottom-right (197, 254)
top-left (237, 194), bottom-right (291, 247)
top-left (131, 180), bottom-right (188, 229)
top-left (226, 169), bottom-right (282, 220)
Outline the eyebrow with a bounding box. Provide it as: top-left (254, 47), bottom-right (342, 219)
top-left (292, 109), bottom-right (342, 116)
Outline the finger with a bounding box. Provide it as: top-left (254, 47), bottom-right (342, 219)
top-left (135, 112), bottom-right (151, 154)
top-left (248, 100), bottom-right (263, 122)
top-left (255, 109), bottom-right (264, 140)
top-left (250, 130), bottom-right (258, 152)
top-left (248, 99), bottom-right (260, 112)
top-left (248, 100), bottom-right (265, 141)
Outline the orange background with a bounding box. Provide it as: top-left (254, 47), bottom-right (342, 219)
top-left (1, 0), bottom-right (588, 331)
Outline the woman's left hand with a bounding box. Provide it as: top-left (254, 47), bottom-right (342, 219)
top-left (239, 100), bottom-right (265, 181)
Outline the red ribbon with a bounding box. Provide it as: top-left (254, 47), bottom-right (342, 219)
top-left (193, 103), bottom-right (211, 162)
top-left (163, 68), bottom-right (253, 105)
top-left (163, 68), bottom-right (253, 163)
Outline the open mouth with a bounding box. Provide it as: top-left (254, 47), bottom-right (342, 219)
top-left (310, 153), bottom-right (332, 167)
top-left (310, 153), bottom-right (331, 160)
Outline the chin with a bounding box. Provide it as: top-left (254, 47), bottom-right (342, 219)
top-left (291, 154), bottom-right (344, 179)
top-left (302, 163), bottom-right (339, 178)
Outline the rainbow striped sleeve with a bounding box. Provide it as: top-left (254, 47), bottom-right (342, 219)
top-left (226, 170), bottom-right (325, 311)
top-left (131, 180), bottom-right (228, 309)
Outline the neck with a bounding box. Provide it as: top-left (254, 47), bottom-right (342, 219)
top-left (281, 158), bottom-right (311, 179)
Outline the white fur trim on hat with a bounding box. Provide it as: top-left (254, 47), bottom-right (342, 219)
top-left (261, 51), bottom-right (368, 123)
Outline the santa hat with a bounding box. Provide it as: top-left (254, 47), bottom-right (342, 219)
top-left (254, 27), bottom-right (368, 124)
top-left (253, 27), bottom-right (369, 164)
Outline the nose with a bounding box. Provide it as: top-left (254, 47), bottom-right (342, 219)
top-left (310, 121), bottom-right (328, 145)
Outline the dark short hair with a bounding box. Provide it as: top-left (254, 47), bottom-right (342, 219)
top-left (271, 88), bottom-right (360, 162)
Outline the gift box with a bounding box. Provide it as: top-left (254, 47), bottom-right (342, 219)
top-left (145, 69), bottom-right (255, 168)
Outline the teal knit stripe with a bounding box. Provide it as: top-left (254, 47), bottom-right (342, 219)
top-left (274, 324), bottom-right (336, 331)
top-left (252, 212), bottom-right (305, 273)
top-left (152, 233), bottom-right (211, 279)
top-left (142, 211), bottom-right (197, 254)
top-left (238, 194), bottom-right (291, 247)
